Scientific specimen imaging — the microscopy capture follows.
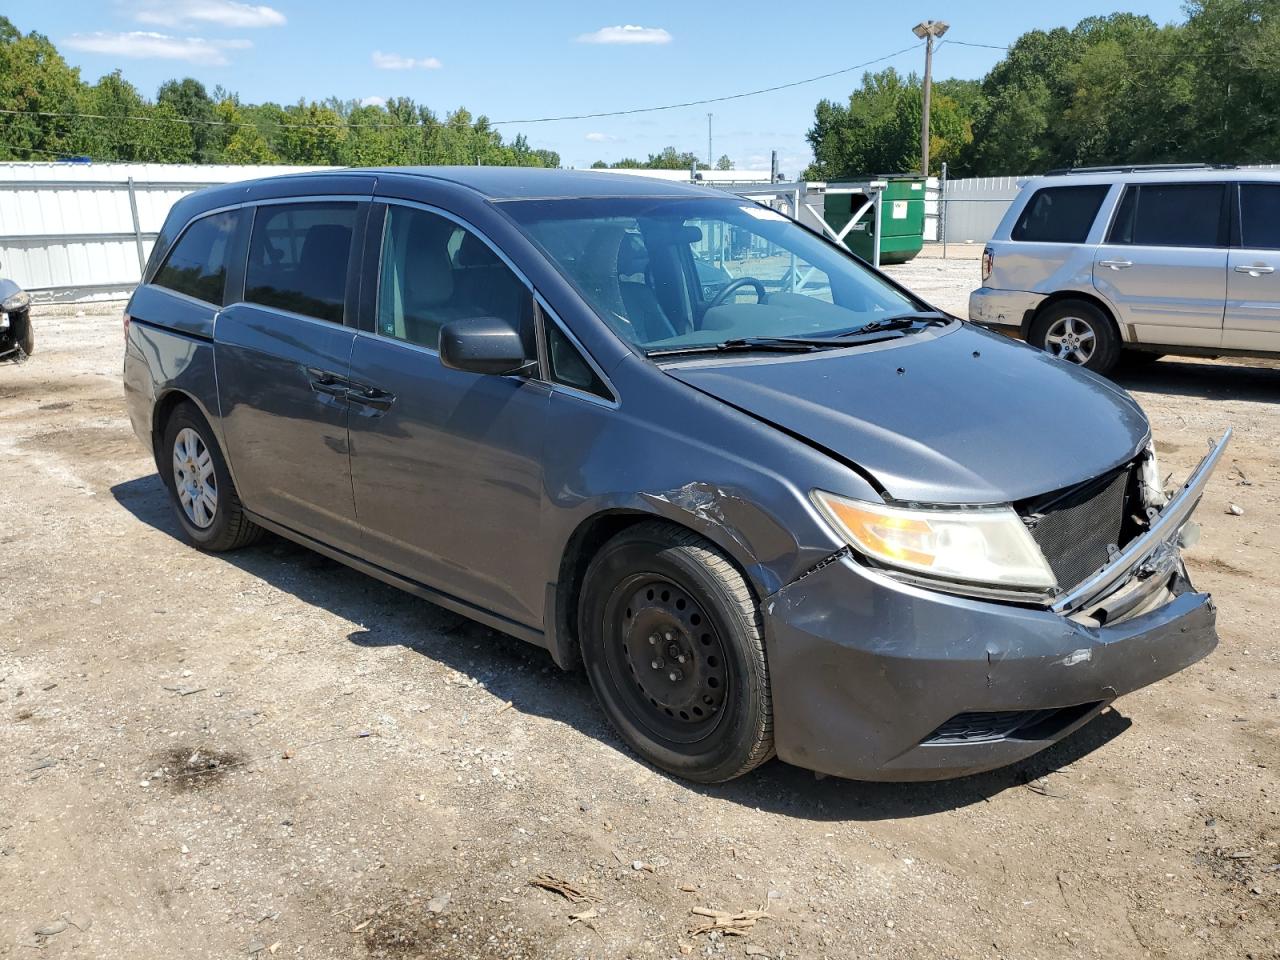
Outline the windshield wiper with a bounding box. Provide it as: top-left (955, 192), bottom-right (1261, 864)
top-left (647, 336), bottom-right (840, 358)
top-left (835, 311), bottom-right (952, 337)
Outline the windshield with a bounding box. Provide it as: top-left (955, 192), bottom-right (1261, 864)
top-left (501, 196), bottom-right (923, 353)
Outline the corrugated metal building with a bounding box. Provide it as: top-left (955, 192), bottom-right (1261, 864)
top-left (0, 163), bottom-right (324, 302)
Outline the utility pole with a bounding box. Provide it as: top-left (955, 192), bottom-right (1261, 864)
top-left (706, 113), bottom-right (713, 169)
top-left (912, 19), bottom-right (949, 177)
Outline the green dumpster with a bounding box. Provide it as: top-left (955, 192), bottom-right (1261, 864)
top-left (822, 175), bottom-right (927, 265)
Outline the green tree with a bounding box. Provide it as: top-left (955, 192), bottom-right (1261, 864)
top-left (157, 77), bottom-right (215, 162)
top-left (0, 17), bottom-right (83, 160)
top-left (715, 154), bottom-right (734, 170)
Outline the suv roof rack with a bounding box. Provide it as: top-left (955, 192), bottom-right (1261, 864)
top-left (1044, 163), bottom-right (1238, 176)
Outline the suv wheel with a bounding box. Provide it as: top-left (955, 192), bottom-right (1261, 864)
top-left (1029, 300), bottom-right (1120, 375)
top-left (578, 521), bottom-right (774, 783)
top-left (161, 403), bottom-right (262, 551)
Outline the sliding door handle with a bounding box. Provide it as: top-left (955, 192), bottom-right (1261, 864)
top-left (346, 386), bottom-right (396, 411)
top-left (1234, 263), bottom-right (1275, 276)
top-left (1097, 259), bottom-right (1133, 270)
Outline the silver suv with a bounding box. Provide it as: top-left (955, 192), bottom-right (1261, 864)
top-left (970, 164), bottom-right (1280, 374)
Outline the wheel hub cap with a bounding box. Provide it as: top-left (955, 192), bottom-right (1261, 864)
top-left (1044, 315), bottom-right (1096, 365)
top-left (172, 427), bottom-right (217, 529)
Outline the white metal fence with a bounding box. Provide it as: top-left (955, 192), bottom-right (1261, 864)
top-left (0, 163), bottom-right (323, 303)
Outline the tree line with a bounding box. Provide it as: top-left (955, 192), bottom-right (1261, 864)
top-left (0, 16), bottom-right (560, 168)
top-left (806, 0), bottom-right (1280, 179)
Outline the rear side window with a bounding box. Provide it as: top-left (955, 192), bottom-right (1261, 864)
top-left (1106, 183), bottom-right (1225, 247)
top-left (245, 202), bottom-right (358, 323)
top-left (1011, 185), bottom-right (1109, 243)
top-left (1239, 184), bottom-right (1280, 249)
top-left (152, 210), bottom-right (242, 305)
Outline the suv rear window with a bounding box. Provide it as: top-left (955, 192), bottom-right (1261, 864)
top-left (245, 202), bottom-right (358, 323)
top-left (1239, 183), bottom-right (1280, 249)
top-left (152, 210), bottom-right (242, 305)
top-left (1011, 185), bottom-right (1109, 243)
top-left (1106, 183), bottom-right (1226, 248)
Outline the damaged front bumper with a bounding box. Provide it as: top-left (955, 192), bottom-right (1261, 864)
top-left (764, 432), bottom-right (1229, 782)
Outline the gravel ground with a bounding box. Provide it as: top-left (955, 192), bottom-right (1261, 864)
top-left (1, 279), bottom-right (1277, 959)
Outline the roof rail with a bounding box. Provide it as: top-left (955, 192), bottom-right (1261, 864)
top-left (1043, 163), bottom-right (1238, 176)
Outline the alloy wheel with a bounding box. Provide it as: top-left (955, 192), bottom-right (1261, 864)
top-left (1043, 315), bottom-right (1096, 365)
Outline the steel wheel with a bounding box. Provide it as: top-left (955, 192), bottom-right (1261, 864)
top-left (172, 426), bottom-right (217, 529)
top-left (1043, 314), bottom-right (1097, 365)
top-left (604, 575), bottom-right (730, 744)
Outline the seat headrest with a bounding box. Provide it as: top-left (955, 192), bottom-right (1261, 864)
top-left (403, 216), bottom-right (455, 307)
top-left (299, 224), bottom-right (351, 277)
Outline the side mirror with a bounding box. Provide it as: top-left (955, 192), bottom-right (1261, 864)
top-left (438, 316), bottom-right (536, 377)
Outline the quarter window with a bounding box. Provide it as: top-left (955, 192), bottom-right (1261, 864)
top-left (544, 315), bottom-right (611, 400)
top-left (245, 202), bottom-right (358, 323)
top-left (1239, 184), bottom-right (1280, 249)
top-left (376, 205), bottom-right (532, 352)
top-left (1011, 185), bottom-right (1109, 244)
top-left (152, 210), bottom-right (242, 305)
top-left (1106, 183), bottom-right (1225, 248)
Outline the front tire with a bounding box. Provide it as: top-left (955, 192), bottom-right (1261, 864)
top-left (161, 403), bottom-right (261, 552)
top-left (1029, 299), bottom-right (1120, 375)
top-left (13, 311), bottom-right (34, 357)
top-left (579, 521), bottom-right (773, 783)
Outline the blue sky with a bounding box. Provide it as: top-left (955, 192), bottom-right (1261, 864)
top-left (14, 0), bottom-right (1189, 174)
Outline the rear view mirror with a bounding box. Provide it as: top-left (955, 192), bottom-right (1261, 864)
top-left (438, 316), bottom-right (536, 377)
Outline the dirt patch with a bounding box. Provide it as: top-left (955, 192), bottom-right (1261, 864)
top-left (146, 746), bottom-right (246, 792)
top-left (359, 897), bottom-right (550, 960)
top-left (1187, 555), bottom-right (1252, 578)
top-left (22, 422), bottom-right (145, 462)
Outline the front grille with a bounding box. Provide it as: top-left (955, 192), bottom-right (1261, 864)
top-left (1025, 466), bottom-right (1133, 592)
top-left (924, 701), bottom-right (1104, 745)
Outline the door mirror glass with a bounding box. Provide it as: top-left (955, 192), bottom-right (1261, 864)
top-left (438, 316), bottom-right (536, 376)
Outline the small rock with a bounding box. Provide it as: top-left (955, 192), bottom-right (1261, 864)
top-left (744, 947), bottom-right (770, 958)
top-left (246, 939), bottom-right (266, 954)
top-left (1227, 503), bottom-right (1244, 516)
top-left (426, 892), bottom-right (451, 913)
top-left (34, 919), bottom-right (68, 937)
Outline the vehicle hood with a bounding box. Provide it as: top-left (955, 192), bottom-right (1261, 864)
top-left (0, 278), bottom-right (22, 301)
top-left (665, 324), bottom-right (1150, 504)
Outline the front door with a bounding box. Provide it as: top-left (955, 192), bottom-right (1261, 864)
top-left (215, 200), bottom-right (365, 552)
top-left (1224, 182), bottom-right (1280, 353)
top-left (346, 202), bottom-right (549, 626)
top-left (1091, 181), bottom-right (1228, 348)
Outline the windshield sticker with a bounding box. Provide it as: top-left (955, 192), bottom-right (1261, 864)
top-left (740, 205), bottom-right (787, 222)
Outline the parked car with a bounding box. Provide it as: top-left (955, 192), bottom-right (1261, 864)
top-left (0, 261), bottom-right (34, 361)
top-left (970, 163), bottom-right (1280, 374)
top-left (123, 168), bottom-right (1227, 783)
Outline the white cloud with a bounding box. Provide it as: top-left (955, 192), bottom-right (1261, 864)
top-left (360, 95), bottom-right (387, 108)
top-left (584, 132), bottom-right (617, 143)
top-left (64, 31), bottom-right (251, 65)
top-left (576, 25), bottom-right (672, 45)
top-left (372, 50), bottom-right (443, 70)
top-left (132, 0), bottom-right (285, 28)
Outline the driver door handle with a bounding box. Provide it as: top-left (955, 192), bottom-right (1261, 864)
top-left (1097, 259), bottom-right (1133, 270)
top-left (1235, 263), bottom-right (1275, 275)
top-left (346, 386), bottom-right (396, 412)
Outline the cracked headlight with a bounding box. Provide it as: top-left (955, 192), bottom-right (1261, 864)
top-left (812, 490), bottom-right (1056, 590)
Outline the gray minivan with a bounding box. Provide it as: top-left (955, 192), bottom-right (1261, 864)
top-left (124, 168), bottom-right (1227, 783)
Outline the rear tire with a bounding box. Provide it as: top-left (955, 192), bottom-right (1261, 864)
top-left (161, 403), bottom-right (261, 552)
top-left (1029, 299), bottom-right (1120, 375)
top-left (579, 521), bottom-right (773, 783)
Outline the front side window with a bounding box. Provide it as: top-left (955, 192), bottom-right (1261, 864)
top-left (376, 204), bottom-right (532, 352)
top-left (503, 196), bottom-right (919, 353)
top-left (245, 202), bottom-right (357, 323)
top-left (1011, 185), bottom-right (1109, 243)
top-left (1107, 183), bottom-right (1225, 248)
top-left (1239, 183), bottom-right (1280, 249)
top-left (152, 210), bottom-right (242, 305)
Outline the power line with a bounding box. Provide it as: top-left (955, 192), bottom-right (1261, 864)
top-left (489, 43), bottom-right (923, 124)
top-left (0, 42), bottom-right (923, 135)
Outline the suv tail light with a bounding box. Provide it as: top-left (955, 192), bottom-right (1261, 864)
top-left (122, 310), bottom-right (131, 343)
top-left (981, 247), bottom-right (994, 283)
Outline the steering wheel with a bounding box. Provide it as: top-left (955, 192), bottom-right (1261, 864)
top-left (708, 277), bottom-right (767, 308)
